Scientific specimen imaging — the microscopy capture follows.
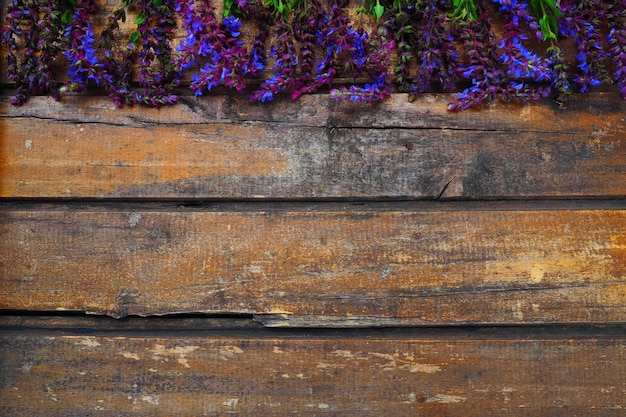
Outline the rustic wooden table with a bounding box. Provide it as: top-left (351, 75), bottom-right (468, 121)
top-left (2, 91), bottom-right (626, 416)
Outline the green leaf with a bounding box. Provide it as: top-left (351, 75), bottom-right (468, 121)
top-left (223, 0), bottom-right (233, 16)
top-left (539, 15), bottom-right (557, 41)
top-left (529, 0), bottom-right (562, 40)
top-left (450, 0), bottom-right (477, 21)
top-left (129, 30), bottom-right (140, 45)
top-left (134, 11), bottom-right (146, 26)
top-left (61, 9), bottom-right (74, 24)
top-left (392, 0), bottom-right (408, 10)
top-left (544, 0), bottom-right (562, 16)
top-left (373, 1), bottom-right (384, 21)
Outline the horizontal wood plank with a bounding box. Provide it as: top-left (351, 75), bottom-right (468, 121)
top-left (1, 319), bottom-right (625, 416)
top-left (2, 204), bottom-right (625, 324)
top-left (2, 93), bottom-right (625, 199)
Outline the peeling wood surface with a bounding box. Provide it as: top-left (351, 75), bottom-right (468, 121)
top-left (1, 317), bottom-right (626, 416)
top-left (2, 93), bottom-right (625, 199)
top-left (2, 204), bottom-right (625, 324)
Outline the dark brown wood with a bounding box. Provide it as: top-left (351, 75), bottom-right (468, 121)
top-left (1, 317), bottom-right (625, 416)
top-left (2, 204), bottom-right (625, 324)
top-left (2, 93), bottom-right (625, 199)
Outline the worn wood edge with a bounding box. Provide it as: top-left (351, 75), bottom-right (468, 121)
top-left (1, 329), bottom-right (625, 416)
top-left (3, 314), bottom-right (626, 338)
top-left (2, 93), bottom-right (625, 200)
top-left (253, 313), bottom-right (626, 328)
top-left (3, 199), bottom-right (626, 212)
top-left (0, 314), bottom-right (263, 334)
top-left (2, 207), bottom-right (625, 325)
top-left (2, 91), bottom-right (625, 130)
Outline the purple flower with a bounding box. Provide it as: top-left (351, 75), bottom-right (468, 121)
top-left (560, 0), bottom-right (611, 93)
top-left (62, 1), bottom-right (112, 93)
top-left (223, 15), bottom-right (242, 37)
top-left (330, 73), bottom-right (391, 103)
top-left (175, 0), bottom-right (249, 96)
top-left (2, 0), bottom-right (625, 108)
top-left (607, 0), bottom-right (626, 99)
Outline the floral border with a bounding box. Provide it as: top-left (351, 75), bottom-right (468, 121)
top-left (2, 0), bottom-right (625, 109)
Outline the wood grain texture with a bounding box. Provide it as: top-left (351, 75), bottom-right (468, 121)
top-left (1, 319), bottom-right (625, 416)
top-left (2, 204), bottom-right (625, 324)
top-left (2, 93), bottom-right (625, 199)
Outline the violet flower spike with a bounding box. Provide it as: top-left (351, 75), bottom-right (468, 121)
top-left (607, 0), bottom-right (626, 99)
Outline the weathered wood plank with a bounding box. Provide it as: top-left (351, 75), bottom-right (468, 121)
top-left (2, 204), bottom-right (625, 324)
top-left (1, 319), bottom-right (625, 416)
top-left (1, 93), bottom-right (625, 199)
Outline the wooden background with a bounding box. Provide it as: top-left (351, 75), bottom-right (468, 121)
top-left (2, 3), bottom-right (626, 413)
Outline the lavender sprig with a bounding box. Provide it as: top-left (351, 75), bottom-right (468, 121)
top-left (494, 0), bottom-right (549, 80)
top-left (99, 1), bottom-right (134, 106)
top-left (175, 0), bottom-right (249, 97)
top-left (35, 1), bottom-right (67, 101)
top-left (250, 13), bottom-right (298, 101)
top-left (546, 45), bottom-right (571, 104)
top-left (607, 0), bottom-right (626, 99)
top-left (330, 25), bottom-right (394, 103)
top-left (401, 0), bottom-right (461, 98)
top-left (559, 0), bottom-right (612, 93)
top-left (239, 0), bottom-right (270, 77)
top-left (2, 0), bottom-right (46, 105)
top-left (448, 7), bottom-right (502, 110)
top-left (493, 0), bottom-right (551, 103)
top-left (311, 0), bottom-right (358, 90)
top-left (291, 0), bottom-right (326, 99)
top-left (391, 9), bottom-right (413, 95)
top-left (61, 0), bottom-right (112, 96)
top-left (131, 0), bottom-right (179, 106)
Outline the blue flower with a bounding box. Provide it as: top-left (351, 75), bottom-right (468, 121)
top-left (462, 65), bottom-right (476, 78)
top-left (223, 16), bottom-right (241, 38)
top-left (261, 90), bottom-right (273, 102)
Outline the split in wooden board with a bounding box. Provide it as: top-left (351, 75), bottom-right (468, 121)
top-left (2, 203), bottom-right (625, 325)
top-left (2, 93), bottom-right (625, 199)
top-left (1, 316), bottom-right (625, 416)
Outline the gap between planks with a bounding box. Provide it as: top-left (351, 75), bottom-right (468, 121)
top-left (2, 198), bottom-right (626, 212)
top-left (2, 314), bottom-right (626, 339)
top-left (2, 322), bottom-right (626, 416)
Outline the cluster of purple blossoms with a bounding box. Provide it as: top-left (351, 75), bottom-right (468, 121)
top-left (607, 0), bottom-right (626, 99)
top-left (448, 0), bottom-right (554, 110)
top-left (62, 0), bottom-right (114, 95)
top-left (2, 0), bottom-right (65, 105)
top-left (175, 0), bottom-right (249, 96)
top-left (388, 1), bottom-right (460, 100)
top-left (130, 0), bottom-right (179, 106)
top-left (249, 12), bottom-right (300, 102)
top-left (2, 0), bottom-right (625, 109)
top-left (559, 0), bottom-right (611, 93)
